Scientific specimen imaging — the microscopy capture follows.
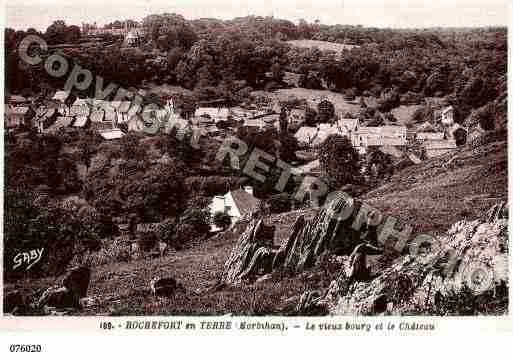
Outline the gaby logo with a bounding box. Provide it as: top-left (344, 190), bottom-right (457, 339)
top-left (13, 248), bottom-right (45, 270)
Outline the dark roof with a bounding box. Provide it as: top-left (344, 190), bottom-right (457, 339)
top-left (230, 189), bottom-right (260, 217)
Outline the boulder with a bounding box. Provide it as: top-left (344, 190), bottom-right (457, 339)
top-left (150, 276), bottom-right (185, 297)
top-left (62, 265), bottom-right (91, 298)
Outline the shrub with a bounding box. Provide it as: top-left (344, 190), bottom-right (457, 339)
top-left (158, 217), bottom-right (177, 244)
top-left (268, 193), bottom-right (299, 213)
top-left (213, 211), bottom-right (232, 230)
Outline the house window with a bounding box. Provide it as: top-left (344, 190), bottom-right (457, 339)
top-left (224, 205), bottom-right (231, 213)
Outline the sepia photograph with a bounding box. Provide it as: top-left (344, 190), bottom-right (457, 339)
top-left (1, 0), bottom-right (509, 323)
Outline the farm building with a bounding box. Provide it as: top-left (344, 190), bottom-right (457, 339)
top-left (209, 186), bottom-right (260, 231)
top-left (423, 139), bottom-right (457, 158)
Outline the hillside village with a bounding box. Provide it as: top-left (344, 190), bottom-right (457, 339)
top-left (3, 13), bottom-right (507, 316)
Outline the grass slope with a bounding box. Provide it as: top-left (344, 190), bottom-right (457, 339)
top-left (364, 132), bottom-right (507, 236)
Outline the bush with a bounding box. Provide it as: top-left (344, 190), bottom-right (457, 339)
top-left (213, 211), bottom-right (232, 230)
top-left (319, 134), bottom-right (361, 190)
top-left (268, 193), bottom-right (298, 213)
top-left (85, 240), bottom-right (131, 266)
top-left (158, 217), bottom-right (176, 244)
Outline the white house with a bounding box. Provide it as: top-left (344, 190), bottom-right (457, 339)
top-left (416, 132), bottom-right (445, 141)
top-left (99, 128), bottom-right (125, 140)
top-left (351, 126), bottom-right (407, 153)
top-left (209, 186), bottom-right (260, 231)
top-left (441, 106), bottom-right (454, 126)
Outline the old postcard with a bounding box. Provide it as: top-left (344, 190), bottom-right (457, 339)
top-left (0, 0), bottom-right (511, 346)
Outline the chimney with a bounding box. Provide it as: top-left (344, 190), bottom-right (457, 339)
top-left (243, 186), bottom-right (253, 196)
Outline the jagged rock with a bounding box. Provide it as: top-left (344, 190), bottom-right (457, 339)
top-left (326, 203), bottom-right (509, 315)
top-left (36, 286), bottom-right (80, 309)
top-left (63, 265), bottom-right (91, 298)
top-left (150, 276), bottom-right (185, 297)
top-left (275, 192), bottom-right (370, 273)
top-left (222, 193), bottom-right (373, 284)
top-left (222, 219), bottom-right (276, 284)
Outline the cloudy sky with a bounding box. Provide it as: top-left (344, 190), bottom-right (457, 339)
top-left (4, 0), bottom-right (509, 31)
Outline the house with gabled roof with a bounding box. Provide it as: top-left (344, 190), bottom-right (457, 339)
top-left (353, 125), bottom-right (407, 153)
top-left (4, 105), bottom-right (34, 129)
top-left (441, 105), bottom-right (454, 126)
top-left (52, 90), bottom-right (70, 102)
top-left (209, 186), bottom-right (260, 230)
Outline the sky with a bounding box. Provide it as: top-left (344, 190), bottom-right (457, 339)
top-left (3, 0), bottom-right (509, 31)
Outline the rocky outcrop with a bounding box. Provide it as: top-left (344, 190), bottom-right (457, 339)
top-left (222, 219), bottom-right (275, 284)
top-left (222, 192), bottom-right (373, 285)
top-left (323, 202), bottom-right (508, 315)
top-left (63, 265), bottom-right (91, 298)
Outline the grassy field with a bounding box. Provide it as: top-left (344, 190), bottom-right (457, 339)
top-left (6, 210), bottom-right (323, 316)
top-left (252, 88), bottom-right (363, 115)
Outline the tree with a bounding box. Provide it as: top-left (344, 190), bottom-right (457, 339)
top-left (319, 134), bottom-right (361, 190)
top-left (317, 99), bottom-right (335, 123)
top-left (213, 211), bottom-right (231, 230)
top-left (65, 25), bottom-right (81, 43)
top-left (45, 20), bottom-right (68, 44)
top-left (270, 60), bottom-right (284, 83)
